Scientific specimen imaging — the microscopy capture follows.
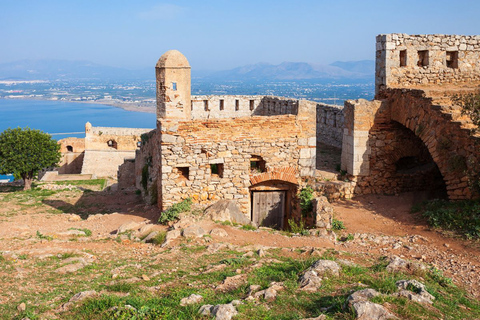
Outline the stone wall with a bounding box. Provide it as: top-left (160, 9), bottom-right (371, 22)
top-left (376, 34), bottom-right (480, 94)
top-left (148, 99), bottom-right (317, 215)
top-left (57, 138), bottom-right (85, 174)
top-left (82, 150), bottom-right (137, 178)
top-left (190, 95), bottom-right (298, 119)
top-left (316, 103), bottom-right (344, 148)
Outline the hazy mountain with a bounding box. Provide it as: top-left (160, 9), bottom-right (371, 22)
top-left (330, 60), bottom-right (375, 75)
top-left (0, 59), bottom-right (153, 81)
top-left (202, 61), bottom-right (373, 81)
top-left (0, 59), bottom-right (374, 82)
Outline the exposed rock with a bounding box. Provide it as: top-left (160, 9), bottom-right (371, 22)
top-left (198, 304), bottom-right (214, 316)
top-left (117, 221), bottom-right (141, 234)
top-left (161, 229), bottom-right (182, 247)
top-left (207, 243), bottom-right (227, 253)
top-left (314, 196), bottom-right (333, 229)
top-left (59, 229), bottom-right (86, 236)
top-left (173, 215), bottom-right (195, 230)
top-left (263, 287), bottom-right (277, 301)
top-left (247, 284), bottom-right (261, 296)
top-left (69, 290), bottom-right (97, 303)
top-left (257, 248), bottom-right (266, 257)
top-left (386, 256), bottom-right (426, 273)
top-left (204, 200), bottom-right (251, 225)
top-left (211, 303), bottom-right (238, 320)
top-left (182, 225), bottom-right (205, 238)
top-left (138, 224), bottom-right (154, 236)
top-left (210, 228), bottom-right (228, 237)
top-left (345, 288), bottom-right (381, 308)
top-left (55, 258), bottom-right (89, 274)
top-left (394, 280), bottom-right (435, 304)
top-left (68, 215), bottom-right (82, 222)
top-left (142, 231), bottom-right (159, 243)
top-left (299, 259), bottom-right (340, 291)
top-left (352, 301), bottom-right (397, 320)
top-left (141, 274), bottom-right (150, 281)
top-left (17, 302), bottom-right (26, 312)
top-left (180, 294), bottom-right (203, 306)
top-left (300, 315), bottom-right (327, 320)
top-left (216, 274), bottom-right (247, 292)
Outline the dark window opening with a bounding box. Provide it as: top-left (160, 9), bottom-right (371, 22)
top-left (323, 110), bottom-right (327, 125)
top-left (177, 167), bottom-right (189, 180)
top-left (66, 145), bottom-right (73, 152)
top-left (107, 140), bottom-right (117, 149)
top-left (250, 155), bottom-right (266, 173)
top-left (417, 50), bottom-right (429, 67)
top-left (204, 100), bottom-right (209, 111)
top-left (235, 99), bottom-right (239, 111)
top-left (333, 113), bottom-right (337, 128)
top-left (219, 99), bottom-right (224, 110)
top-left (399, 50), bottom-right (407, 67)
top-left (446, 51), bottom-right (458, 69)
top-left (191, 101), bottom-right (193, 111)
top-left (172, 82), bottom-right (177, 91)
top-left (250, 100), bottom-right (255, 111)
top-left (136, 141), bottom-right (142, 148)
top-left (211, 163), bottom-right (224, 178)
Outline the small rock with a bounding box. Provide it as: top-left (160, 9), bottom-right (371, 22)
top-left (69, 290), bottom-right (97, 303)
top-left (198, 304), bottom-right (213, 316)
top-left (138, 224), bottom-right (153, 236)
top-left (211, 303), bottom-right (238, 320)
top-left (182, 225), bottom-right (205, 238)
top-left (180, 294), bottom-right (203, 306)
top-left (143, 231), bottom-right (159, 243)
top-left (386, 256), bottom-right (426, 273)
top-left (117, 221), bottom-right (141, 234)
top-left (59, 230), bottom-right (86, 236)
top-left (264, 287), bottom-right (277, 301)
top-left (394, 280), bottom-right (435, 304)
top-left (17, 302), bottom-right (26, 312)
top-left (300, 315), bottom-right (327, 320)
top-left (68, 215), bottom-right (82, 222)
top-left (141, 274), bottom-right (150, 281)
top-left (247, 284), bottom-right (261, 295)
top-left (210, 228), bottom-right (228, 237)
top-left (345, 288), bottom-right (381, 308)
top-left (257, 249), bottom-right (266, 257)
top-left (352, 301), bottom-right (397, 320)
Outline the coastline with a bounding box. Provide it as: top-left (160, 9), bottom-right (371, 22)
top-left (0, 97), bottom-right (156, 114)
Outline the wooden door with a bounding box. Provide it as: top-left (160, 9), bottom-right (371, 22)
top-left (252, 191), bottom-right (286, 229)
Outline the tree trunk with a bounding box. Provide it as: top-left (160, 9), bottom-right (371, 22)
top-left (22, 173), bottom-right (33, 190)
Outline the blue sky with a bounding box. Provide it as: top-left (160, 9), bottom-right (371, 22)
top-left (1, 0), bottom-right (480, 70)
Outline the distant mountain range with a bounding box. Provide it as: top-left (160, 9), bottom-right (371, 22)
top-left (0, 59), bottom-right (374, 82)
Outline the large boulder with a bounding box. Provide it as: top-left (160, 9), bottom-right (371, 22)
top-left (204, 200), bottom-right (251, 225)
top-left (352, 301), bottom-right (397, 320)
top-left (394, 280), bottom-right (435, 304)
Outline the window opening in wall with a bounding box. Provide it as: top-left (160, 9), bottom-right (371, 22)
top-left (249, 100), bottom-right (255, 111)
top-left (191, 101), bottom-right (193, 111)
top-left (323, 110), bottom-right (327, 125)
top-left (399, 50), bottom-right (407, 67)
top-left (235, 99), bottom-right (239, 111)
top-left (417, 50), bottom-right (429, 67)
top-left (250, 155), bottom-right (266, 173)
top-left (333, 113), bottom-right (337, 128)
top-left (107, 140), bottom-right (117, 149)
top-left (177, 167), bottom-right (189, 180)
top-left (219, 99), bottom-right (224, 110)
top-left (204, 100), bottom-right (209, 111)
top-left (446, 51), bottom-right (458, 69)
top-left (66, 145), bottom-right (73, 152)
top-left (136, 141), bottom-right (142, 148)
top-left (210, 163), bottom-right (224, 178)
top-left (172, 82), bottom-right (177, 91)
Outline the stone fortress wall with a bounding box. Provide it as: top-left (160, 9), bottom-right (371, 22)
top-left (81, 122), bottom-right (151, 178)
top-left (316, 103), bottom-right (344, 148)
top-left (376, 33), bottom-right (480, 93)
top-left (57, 138), bottom-right (85, 174)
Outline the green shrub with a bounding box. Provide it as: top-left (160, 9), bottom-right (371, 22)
top-left (158, 198), bottom-right (192, 224)
top-left (152, 231), bottom-right (167, 245)
top-left (288, 218), bottom-right (308, 235)
top-left (331, 218), bottom-right (346, 231)
top-left (299, 186), bottom-right (314, 217)
top-left (240, 224), bottom-right (257, 231)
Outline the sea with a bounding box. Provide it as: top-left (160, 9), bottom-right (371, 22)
top-left (0, 99), bottom-right (155, 182)
top-left (0, 99), bottom-right (155, 140)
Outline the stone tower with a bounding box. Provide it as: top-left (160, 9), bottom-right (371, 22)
top-left (155, 50), bottom-right (191, 120)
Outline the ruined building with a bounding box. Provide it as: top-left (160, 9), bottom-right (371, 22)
top-left (341, 34), bottom-right (480, 200)
top-left (135, 50), bottom-right (320, 229)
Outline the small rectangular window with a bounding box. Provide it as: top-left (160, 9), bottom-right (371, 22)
top-left (219, 99), bottom-right (224, 110)
top-left (399, 50), bottom-right (407, 67)
top-left (204, 100), bottom-right (209, 111)
top-left (172, 82), bottom-right (177, 91)
top-left (417, 50), bottom-right (429, 67)
top-left (235, 100), bottom-right (239, 111)
top-left (446, 51), bottom-right (458, 69)
top-left (249, 100), bottom-right (255, 111)
top-left (211, 163), bottom-right (224, 178)
top-left (177, 167), bottom-right (189, 180)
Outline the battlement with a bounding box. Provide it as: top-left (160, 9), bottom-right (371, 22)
top-left (376, 33), bottom-right (480, 95)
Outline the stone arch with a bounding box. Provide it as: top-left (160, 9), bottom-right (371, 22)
top-left (380, 88), bottom-right (480, 199)
top-left (249, 166), bottom-right (298, 186)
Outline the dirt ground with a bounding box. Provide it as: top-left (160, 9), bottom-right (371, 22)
top-left (0, 185), bottom-right (479, 303)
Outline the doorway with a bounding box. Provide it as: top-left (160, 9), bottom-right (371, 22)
top-left (251, 190), bottom-right (286, 229)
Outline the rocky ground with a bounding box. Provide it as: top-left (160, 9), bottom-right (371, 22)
top-left (0, 181), bottom-right (479, 319)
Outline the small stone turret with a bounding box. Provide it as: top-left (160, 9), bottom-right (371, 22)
top-left (156, 50), bottom-right (191, 120)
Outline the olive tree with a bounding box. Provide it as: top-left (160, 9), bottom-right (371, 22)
top-left (0, 127), bottom-right (61, 190)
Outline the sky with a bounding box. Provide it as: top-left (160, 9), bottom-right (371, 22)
top-left (1, 0), bottom-right (480, 71)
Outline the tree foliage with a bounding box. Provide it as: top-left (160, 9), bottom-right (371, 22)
top-left (0, 127), bottom-right (61, 190)
top-left (452, 90), bottom-right (480, 131)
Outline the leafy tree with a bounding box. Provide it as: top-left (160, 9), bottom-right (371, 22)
top-left (0, 127), bottom-right (61, 190)
top-left (452, 90), bottom-right (480, 132)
